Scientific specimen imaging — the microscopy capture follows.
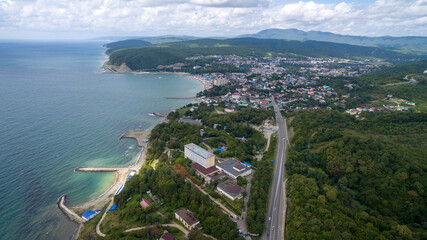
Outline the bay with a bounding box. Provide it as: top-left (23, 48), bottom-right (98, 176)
top-left (0, 40), bottom-right (203, 239)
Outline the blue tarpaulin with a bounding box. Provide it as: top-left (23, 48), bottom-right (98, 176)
top-left (242, 162), bottom-right (251, 167)
top-left (109, 204), bottom-right (117, 211)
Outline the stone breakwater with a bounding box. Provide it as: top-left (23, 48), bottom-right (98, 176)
top-left (57, 195), bottom-right (84, 240)
top-left (120, 130), bottom-right (149, 147)
top-left (58, 130), bottom-right (150, 238)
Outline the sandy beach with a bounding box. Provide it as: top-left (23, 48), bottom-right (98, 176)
top-left (57, 61), bottom-right (203, 237)
top-left (103, 61), bottom-right (211, 90)
top-left (69, 130), bottom-right (150, 212)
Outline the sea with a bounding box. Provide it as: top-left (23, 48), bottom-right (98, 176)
top-left (0, 40), bottom-right (203, 240)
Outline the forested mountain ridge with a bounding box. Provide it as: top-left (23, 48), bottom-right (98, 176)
top-left (103, 39), bottom-right (152, 54)
top-left (105, 38), bottom-right (423, 71)
top-left (285, 110), bottom-right (427, 239)
top-left (240, 28), bottom-right (427, 54)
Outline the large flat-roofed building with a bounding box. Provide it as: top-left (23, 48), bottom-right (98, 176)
top-left (184, 143), bottom-right (215, 168)
top-left (175, 208), bottom-right (201, 230)
top-left (216, 158), bottom-right (252, 179)
top-left (217, 181), bottom-right (244, 201)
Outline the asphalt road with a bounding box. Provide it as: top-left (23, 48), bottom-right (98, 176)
top-left (264, 98), bottom-right (287, 240)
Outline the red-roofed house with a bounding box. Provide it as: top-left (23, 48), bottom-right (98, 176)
top-left (217, 181), bottom-right (244, 200)
top-left (191, 162), bottom-right (219, 183)
top-left (140, 199), bottom-right (150, 208)
top-left (232, 93), bottom-right (241, 100)
top-left (160, 231), bottom-right (176, 240)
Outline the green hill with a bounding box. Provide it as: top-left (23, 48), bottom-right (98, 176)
top-left (286, 110), bottom-right (427, 239)
top-left (241, 28), bottom-right (427, 54)
top-left (104, 39), bottom-right (152, 54)
top-left (108, 38), bottom-right (421, 71)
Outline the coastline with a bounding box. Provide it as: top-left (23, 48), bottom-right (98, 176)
top-left (69, 130), bottom-right (150, 212)
top-left (58, 53), bottom-right (205, 238)
top-left (102, 61), bottom-right (211, 90)
top-left (60, 59), bottom-right (203, 238)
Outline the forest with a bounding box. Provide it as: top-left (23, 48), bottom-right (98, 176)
top-left (285, 110), bottom-right (426, 239)
top-left (246, 135), bottom-right (277, 235)
top-left (149, 106), bottom-right (272, 165)
top-left (104, 165), bottom-right (243, 240)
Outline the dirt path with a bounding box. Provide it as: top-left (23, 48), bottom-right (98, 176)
top-left (237, 172), bottom-right (253, 239)
top-left (186, 177), bottom-right (237, 217)
top-left (96, 200), bottom-right (114, 237)
top-left (124, 222), bottom-right (218, 240)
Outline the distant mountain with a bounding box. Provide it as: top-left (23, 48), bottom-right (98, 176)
top-left (134, 35), bottom-right (201, 44)
top-left (240, 28), bottom-right (427, 54)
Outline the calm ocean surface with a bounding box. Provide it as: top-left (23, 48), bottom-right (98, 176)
top-left (0, 40), bottom-right (203, 239)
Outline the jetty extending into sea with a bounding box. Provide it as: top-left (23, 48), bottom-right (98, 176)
top-left (58, 130), bottom-right (151, 238)
top-left (120, 130), bottom-right (149, 147)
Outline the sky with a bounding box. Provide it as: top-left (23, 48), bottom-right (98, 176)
top-left (0, 0), bottom-right (426, 39)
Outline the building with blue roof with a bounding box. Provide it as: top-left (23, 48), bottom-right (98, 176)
top-left (82, 210), bottom-right (96, 221)
top-left (127, 170), bottom-right (136, 178)
top-left (109, 204), bottom-right (117, 211)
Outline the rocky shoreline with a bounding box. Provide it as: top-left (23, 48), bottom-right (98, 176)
top-left (102, 60), bottom-right (210, 90)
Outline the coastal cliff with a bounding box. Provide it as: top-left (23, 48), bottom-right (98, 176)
top-left (103, 62), bottom-right (131, 73)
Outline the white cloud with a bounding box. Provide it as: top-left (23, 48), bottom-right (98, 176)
top-left (0, 0), bottom-right (426, 39)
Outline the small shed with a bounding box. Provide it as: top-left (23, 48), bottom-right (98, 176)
top-left (109, 204), bottom-right (117, 211)
top-left (140, 199), bottom-right (151, 208)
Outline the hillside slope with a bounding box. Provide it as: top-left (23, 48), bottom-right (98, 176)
top-left (286, 110), bottom-right (427, 239)
top-left (240, 28), bottom-right (427, 54)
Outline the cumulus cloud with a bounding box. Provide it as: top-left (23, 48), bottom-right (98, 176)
top-left (0, 0), bottom-right (426, 39)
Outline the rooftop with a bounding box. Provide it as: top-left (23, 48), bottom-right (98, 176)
top-left (208, 171), bottom-right (228, 181)
top-left (140, 199), bottom-right (151, 208)
top-left (160, 231), bottom-right (176, 240)
top-left (179, 118), bottom-right (203, 126)
top-left (216, 159), bottom-right (251, 178)
top-left (176, 208), bottom-right (199, 226)
top-left (82, 210), bottom-right (96, 220)
top-left (185, 143), bottom-right (214, 159)
top-left (191, 162), bottom-right (218, 176)
top-left (218, 181), bottom-right (244, 197)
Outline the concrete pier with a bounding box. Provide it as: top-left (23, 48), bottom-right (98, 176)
top-left (120, 130), bottom-right (149, 147)
top-left (153, 112), bottom-right (167, 117)
top-left (74, 167), bottom-right (124, 172)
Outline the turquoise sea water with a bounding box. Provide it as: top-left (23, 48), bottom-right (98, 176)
top-left (0, 40), bottom-right (203, 239)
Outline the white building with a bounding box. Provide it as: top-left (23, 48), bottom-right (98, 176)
top-left (214, 78), bottom-right (229, 86)
top-left (184, 143), bottom-right (215, 168)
